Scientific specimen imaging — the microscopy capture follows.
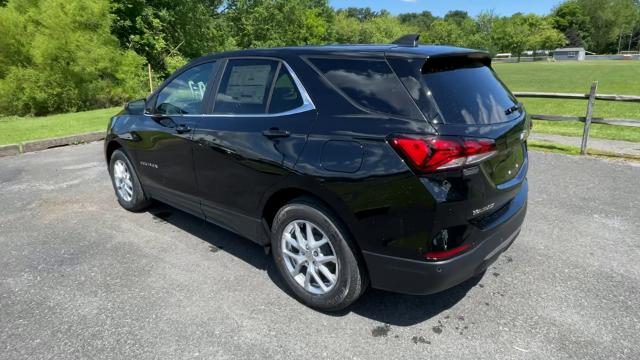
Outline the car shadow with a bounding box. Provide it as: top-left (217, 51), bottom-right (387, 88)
top-left (148, 202), bottom-right (482, 327)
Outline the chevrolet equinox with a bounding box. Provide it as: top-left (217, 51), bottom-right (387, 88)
top-left (105, 35), bottom-right (529, 311)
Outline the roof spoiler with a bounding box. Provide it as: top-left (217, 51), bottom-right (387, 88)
top-left (392, 34), bottom-right (420, 47)
top-left (422, 52), bottom-right (492, 74)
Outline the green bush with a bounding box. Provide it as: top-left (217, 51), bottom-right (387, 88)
top-left (0, 0), bottom-right (147, 116)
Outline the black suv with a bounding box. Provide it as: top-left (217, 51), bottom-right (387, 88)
top-left (105, 36), bottom-right (529, 311)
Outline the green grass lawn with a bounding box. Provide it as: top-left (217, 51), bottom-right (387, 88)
top-left (493, 61), bottom-right (640, 143)
top-left (529, 139), bottom-right (640, 161)
top-left (0, 107), bottom-right (120, 146)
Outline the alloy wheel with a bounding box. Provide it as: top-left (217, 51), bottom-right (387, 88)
top-left (113, 159), bottom-right (133, 202)
top-left (281, 220), bottom-right (339, 295)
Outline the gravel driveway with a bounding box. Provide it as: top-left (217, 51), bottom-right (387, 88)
top-left (1, 142), bottom-right (639, 359)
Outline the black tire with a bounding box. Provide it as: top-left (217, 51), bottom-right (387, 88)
top-left (271, 196), bottom-right (368, 311)
top-left (109, 149), bottom-right (151, 212)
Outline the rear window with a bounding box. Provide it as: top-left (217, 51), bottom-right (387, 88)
top-left (308, 58), bottom-right (418, 118)
top-left (421, 59), bottom-right (520, 124)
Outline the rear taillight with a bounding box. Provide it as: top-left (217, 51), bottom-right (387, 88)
top-left (389, 136), bottom-right (496, 173)
top-left (425, 244), bottom-right (471, 261)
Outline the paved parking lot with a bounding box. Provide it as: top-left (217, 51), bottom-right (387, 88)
top-left (1, 142), bottom-right (639, 359)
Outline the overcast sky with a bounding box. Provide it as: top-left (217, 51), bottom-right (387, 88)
top-left (328, 0), bottom-right (563, 16)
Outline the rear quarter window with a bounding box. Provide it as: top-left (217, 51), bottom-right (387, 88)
top-left (308, 57), bottom-right (419, 118)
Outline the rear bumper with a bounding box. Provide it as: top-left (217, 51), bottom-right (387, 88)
top-left (362, 180), bottom-right (527, 295)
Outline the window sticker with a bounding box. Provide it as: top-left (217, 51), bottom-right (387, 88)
top-left (225, 65), bottom-right (272, 104)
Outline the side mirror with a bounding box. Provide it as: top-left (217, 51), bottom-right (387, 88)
top-left (125, 98), bottom-right (146, 115)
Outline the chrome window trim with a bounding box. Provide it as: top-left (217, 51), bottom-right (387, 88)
top-left (302, 55), bottom-right (426, 122)
top-left (202, 59), bottom-right (315, 118)
top-left (145, 59), bottom-right (316, 118)
top-left (281, 61), bottom-right (315, 111)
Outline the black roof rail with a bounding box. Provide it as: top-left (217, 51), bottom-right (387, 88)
top-left (392, 34), bottom-right (420, 47)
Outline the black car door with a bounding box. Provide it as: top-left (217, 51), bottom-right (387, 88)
top-left (134, 61), bottom-right (218, 216)
top-left (192, 58), bottom-right (316, 242)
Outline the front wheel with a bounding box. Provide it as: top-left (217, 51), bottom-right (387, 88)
top-left (271, 197), bottom-right (367, 311)
top-left (109, 149), bottom-right (151, 212)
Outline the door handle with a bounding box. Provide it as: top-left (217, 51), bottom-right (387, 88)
top-left (262, 128), bottom-right (290, 139)
top-left (175, 124), bottom-right (192, 134)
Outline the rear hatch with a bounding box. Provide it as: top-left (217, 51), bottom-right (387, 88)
top-left (388, 52), bottom-right (530, 220)
top-left (419, 54), bottom-right (528, 187)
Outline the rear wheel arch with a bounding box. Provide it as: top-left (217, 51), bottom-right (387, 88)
top-left (262, 187), bottom-right (356, 233)
top-left (261, 186), bottom-right (367, 268)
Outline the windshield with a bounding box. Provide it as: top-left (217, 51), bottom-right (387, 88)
top-left (421, 61), bottom-right (520, 125)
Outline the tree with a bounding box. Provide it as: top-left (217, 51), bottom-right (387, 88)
top-left (492, 14), bottom-right (565, 61)
top-left (472, 10), bottom-right (499, 53)
top-left (336, 7), bottom-right (380, 22)
top-left (444, 10), bottom-right (470, 26)
top-left (0, 0), bottom-right (147, 115)
top-left (492, 15), bottom-right (534, 61)
top-left (422, 14), bottom-right (492, 51)
top-left (359, 14), bottom-right (415, 43)
top-left (333, 11), bottom-right (361, 43)
top-left (530, 17), bottom-right (567, 52)
top-left (576, 0), bottom-right (640, 53)
top-left (424, 19), bottom-right (464, 46)
top-left (110, 0), bottom-right (232, 75)
top-left (552, 1), bottom-right (593, 48)
top-left (334, 11), bottom-right (414, 44)
top-left (224, 0), bottom-right (334, 48)
top-left (398, 11), bottom-right (436, 32)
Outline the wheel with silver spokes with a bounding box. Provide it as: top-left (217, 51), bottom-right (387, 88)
top-left (109, 149), bottom-right (151, 212)
top-left (281, 220), bottom-right (339, 295)
top-left (113, 159), bottom-right (133, 202)
top-left (272, 197), bottom-right (368, 311)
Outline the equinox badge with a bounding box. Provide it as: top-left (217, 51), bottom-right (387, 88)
top-left (472, 203), bottom-right (495, 216)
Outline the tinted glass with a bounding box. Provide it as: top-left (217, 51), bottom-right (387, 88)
top-left (268, 66), bottom-right (303, 114)
top-left (309, 58), bottom-right (416, 117)
top-left (422, 63), bottom-right (519, 124)
top-left (213, 59), bottom-right (278, 114)
top-left (155, 62), bottom-right (215, 115)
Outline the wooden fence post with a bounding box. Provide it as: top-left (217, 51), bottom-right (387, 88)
top-left (580, 81), bottom-right (598, 155)
top-left (147, 63), bottom-right (153, 93)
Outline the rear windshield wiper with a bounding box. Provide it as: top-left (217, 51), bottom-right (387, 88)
top-left (504, 102), bottom-right (523, 116)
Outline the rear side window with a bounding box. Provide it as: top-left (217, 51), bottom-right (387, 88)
top-left (308, 58), bottom-right (417, 118)
top-left (268, 66), bottom-right (303, 114)
top-left (155, 62), bottom-right (215, 115)
top-left (421, 59), bottom-right (520, 124)
top-left (213, 59), bottom-right (278, 114)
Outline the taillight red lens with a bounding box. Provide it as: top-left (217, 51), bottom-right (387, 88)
top-left (427, 138), bottom-right (465, 170)
top-left (390, 135), bottom-right (496, 173)
top-left (390, 138), bottom-right (431, 168)
top-left (463, 138), bottom-right (497, 165)
top-left (425, 244), bottom-right (471, 261)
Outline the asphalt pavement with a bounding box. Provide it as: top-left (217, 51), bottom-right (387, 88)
top-left (1, 142), bottom-right (639, 359)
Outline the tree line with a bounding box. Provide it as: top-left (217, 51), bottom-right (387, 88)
top-left (0, 0), bottom-right (638, 116)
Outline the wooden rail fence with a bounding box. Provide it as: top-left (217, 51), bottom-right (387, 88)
top-left (512, 81), bottom-right (640, 155)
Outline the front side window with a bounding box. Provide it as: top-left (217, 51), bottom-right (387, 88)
top-left (308, 57), bottom-right (417, 117)
top-left (155, 62), bottom-right (216, 115)
top-left (213, 59), bottom-right (278, 114)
